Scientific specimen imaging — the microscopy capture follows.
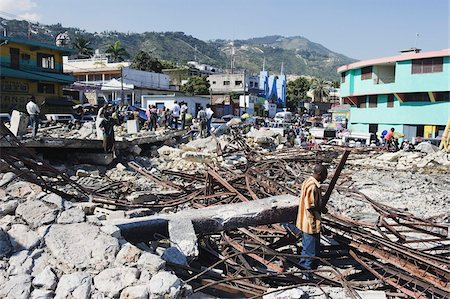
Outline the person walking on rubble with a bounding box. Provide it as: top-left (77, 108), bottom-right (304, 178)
top-left (99, 111), bottom-right (116, 154)
top-left (26, 95), bottom-right (40, 138)
top-left (296, 164), bottom-right (328, 279)
top-left (197, 106), bottom-right (208, 138)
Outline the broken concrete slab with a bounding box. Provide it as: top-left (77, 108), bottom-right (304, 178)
top-left (93, 267), bottom-right (139, 298)
top-left (162, 246), bottom-right (187, 266)
top-left (10, 110), bottom-right (29, 137)
top-left (0, 274), bottom-right (32, 299)
top-left (57, 208), bottom-right (85, 224)
top-left (119, 285), bottom-right (149, 299)
top-left (168, 218), bottom-right (198, 258)
top-left (0, 199), bottom-right (19, 216)
top-left (55, 272), bottom-right (92, 299)
top-left (0, 228), bottom-right (12, 258)
top-left (115, 242), bottom-right (142, 266)
top-left (32, 266), bottom-right (57, 290)
top-left (148, 271), bottom-right (182, 299)
top-left (137, 252), bottom-right (165, 274)
top-left (45, 223), bottom-right (120, 271)
top-left (8, 224), bottom-right (41, 252)
top-left (16, 199), bottom-right (60, 229)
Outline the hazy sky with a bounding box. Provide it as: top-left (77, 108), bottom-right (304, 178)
top-left (1, 0), bottom-right (449, 60)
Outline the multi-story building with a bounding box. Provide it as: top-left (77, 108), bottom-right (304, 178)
top-left (338, 48), bottom-right (450, 140)
top-left (0, 36), bottom-right (74, 113)
top-left (208, 72), bottom-right (260, 95)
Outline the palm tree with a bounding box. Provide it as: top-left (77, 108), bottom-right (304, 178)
top-left (106, 41), bottom-right (129, 62)
top-left (72, 36), bottom-right (94, 58)
top-left (310, 78), bottom-right (330, 102)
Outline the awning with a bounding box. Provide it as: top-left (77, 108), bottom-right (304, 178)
top-left (0, 66), bottom-right (75, 84)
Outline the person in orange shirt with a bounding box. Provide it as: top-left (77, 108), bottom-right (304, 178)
top-left (296, 164), bottom-right (328, 277)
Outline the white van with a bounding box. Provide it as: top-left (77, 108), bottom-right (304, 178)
top-left (274, 111), bottom-right (293, 123)
top-left (45, 114), bottom-right (75, 123)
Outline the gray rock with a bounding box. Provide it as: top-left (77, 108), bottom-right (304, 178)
top-left (0, 172), bottom-right (15, 187)
top-left (30, 250), bottom-right (49, 277)
top-left (93, 267), bottom-right (139, 298)
top-left (148, 271), bottom-right (182, 299)
top-left (30, 289), bottom-right (55, 299)
top-left (0, 274), bottom-right (32, 299)
top-left (16, 200), bottom-right (59, 229)
top-left (120, 285), bottom-right (149, 299)
top-left (5, 181), bottom-right (42, 199)
top-left (168, 219), bottom-right (198, 258)
top-left (7, 250), bottom-right (33, 275)
top-left (57, 208), bottom-right (85, 224)
top-left (126, 192), bottom-right (158, 204)
top-left (0, 200), bottom-right (18, 216)
top-left (100, 224), bottom-right (122, 238)
top-left (162, 247), bottom-right (188, 266)
top-left (40, 193), bottom-right (64, 209)
top-left (0, 228), bottom-right (12, 258)
top-left (0, 215), bottom-right (16, 231)
top-left (137, 252), bottom-right (165, 274)
top-left (45, 223), bottom-right (120, 271)
top-left (115, 243), bottom-right (142, 266)
top-left (55, 272), bottom-right (92, 299)
top-left (32, 266), bottom-right (57, 290)
top-left (8, 224), bottom-right (41, 252)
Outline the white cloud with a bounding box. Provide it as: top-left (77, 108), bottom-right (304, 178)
top-left (0, 0), bottom-right (40, 22)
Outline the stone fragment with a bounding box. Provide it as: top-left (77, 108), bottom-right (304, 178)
top-left (0, 199), bottom-right (19, 216)
top-left (94, 267), bottom-right (139, 298)
top-left (55, 272), bottom-right (92, 299)
top-left (16, 200), bottom-right (59, 229)
top-left (0, 215), bottom-right (16, 231)
top-left (6, 181), bottom-right (42, 199)
top-left (0, 172), bottom-right (16, 187)
top-left (76, 169), bottom-right (90, 177)
top-left (45, 223), bottom-right (119, 271)
top-left (168, 219), bottom-right (198, 258)
top-left (148, 271), bottom-right (182, 299)
top-left (10, 110), bottom-right (29, 137)
top-left (32, 266), bottom-right (57, 290)
top-left (0, 228), bottom-right (12, 258)
top-left (0, 274), bottom-right (32, 299)
top-left (137, 252), bottom-right (165, 274)
top-left (57, 208), bottom-right (85, 224)
top-left (40, 193), bottom-right (64, 209)
top-left (7, 250), bottom-right (33, 275)
top-left (100, 224), bottom-right (122, 238)
top-left (8, 224), bottom-right (41, 251)
top-left (126, 192), bottom-right (158, 205)
top-left (115, 242), bottom-right (142, 266)
top-left (120, 285), bottom-right (149, 299)
top-left (30, 289), bottom-right (55, 299)
top-left (73, 202), bottom-right (99, 215)
top-left (94, 207), bottom-right (126, 220)
top-left (116, 162), bottom-right (127, 171)
top-left (162, 246), bottom-right (188, 266)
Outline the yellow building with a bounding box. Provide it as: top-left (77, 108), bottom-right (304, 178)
top-left (0, 36), bottom-right (74, 113)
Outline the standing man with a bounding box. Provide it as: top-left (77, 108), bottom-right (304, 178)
top-left (171, 100), bottom-right (180, 129)
top-left (296, 164), bottom-right (328, 279)
top-left (197, 106), bottom-right (207, 138)
top-left (99, 112), bottom-right (116, 154)
top-left (26, 96), bottom-right (40, 138)
top-left (180, 102), bottom-right (188, 130)
top-left (205, 104), bottom-right (214, 136)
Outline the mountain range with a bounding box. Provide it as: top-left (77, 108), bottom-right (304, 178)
top-left (1, 18), bottom-right (356, 80)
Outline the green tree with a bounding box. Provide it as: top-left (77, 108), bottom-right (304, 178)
top-left (310, 78), bottom-right (330, 102)
top-left (131, 51), bottom-right (163, 73)
top-left (286, 77), bottom-right (311, 103)
top-left (331, 80), bottom-right (340, 88)
top-left (106, 41), bottom-right (129, 62)
top-left (181, 75), bottom-right (210, 95)
top-left (72, 36), bottom-right (93, 58)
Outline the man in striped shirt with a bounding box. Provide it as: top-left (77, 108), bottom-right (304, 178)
top-left (296, 164), bottom-right (328, 277)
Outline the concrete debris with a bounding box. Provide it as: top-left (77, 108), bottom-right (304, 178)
top-left (5, 181), bottom-right (42, 200)
top-left (15, 199), bottom-right (60, 229)
top-left (30, 289), bottom-right (55, 299)
top-left (45, 223), bottom-right (120, 271)
top-left (7, 250), bottom-right (33, 275)
top-left (263, 287), bottom-right (305, 299)
top-left (137, 252), bottom-right (165, 274)
top-left (0, 199), bottom-right (19, 216)
top-left (168, 219), bottom-right (198, 258)
top-left (0, 228), bottom-right (13, 258)
top-left (8, 224), bottom-right (41, 252)
top-left (32, 266), bottom-right (57, 290)
top-left (0, 172), bottom-right (16, 186)
top-left (115, 243), bottom-right (142, 266)
top-left (57, 207), bottom-right (86, 224)
top-left (93, 267), bottom-right (139, 298)
top-left (162, 246), bottom-right (188, 266)
top-left (148, 271), bottom-right (182, 299)
top-left (415, 141), bottom-right (439, 153)
top-left (54, 272), bottom-right (92, 299)
top-left (119, 285), bottom-right (149, 299)
top-left (0, 274), bottom-right (32, 299)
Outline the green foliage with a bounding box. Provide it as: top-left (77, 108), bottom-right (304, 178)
top-left (331, 80), bottom-right (340, 88)
top-left (106, 41), bottom-right (129, 62)
top-left (310, 78), bottom-right (330, 102)
top-left (181, 75), bottom-right (210, 95)
top-left (72, 36), bottom-right (94, 58)
top-left (286, 77), bottom-right (311, 103)
top-left (131, 51), bottom-right (163, 73)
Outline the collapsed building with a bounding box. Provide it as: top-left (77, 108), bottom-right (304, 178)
top-left (0, 121), bottom-right (449, 299)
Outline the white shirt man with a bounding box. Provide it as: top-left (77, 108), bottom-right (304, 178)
top-left (206, 106), bottom-right (214, 120)
top-left (172, 102), bottom-right (180, 117)
top-left (26, 100), bottom-right (40, 115)
top-left (180, 103), bottom-right (188, 115)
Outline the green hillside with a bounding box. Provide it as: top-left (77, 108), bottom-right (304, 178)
top-left (0, 18), bottom-right (355, 80)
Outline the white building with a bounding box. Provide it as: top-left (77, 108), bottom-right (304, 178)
top-left (141, 95), bottom-right (210, 116)
top-left (208, 73), bottom-right (260, 94)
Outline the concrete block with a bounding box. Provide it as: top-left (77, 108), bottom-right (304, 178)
top-left (10, 110), bottom-right (29, 137)
top-left (127, 119), bottom-right (140, 134)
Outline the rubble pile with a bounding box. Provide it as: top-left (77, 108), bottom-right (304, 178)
top-left (0, 173), bottom-right (191, 299)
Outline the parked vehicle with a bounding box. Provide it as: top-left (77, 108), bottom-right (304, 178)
top-left (274, 111), bottom-right (293, 123)
top-left (0, 113), bottom-right (11, 123)
top-left (45, 114), bottom-right (75, 123)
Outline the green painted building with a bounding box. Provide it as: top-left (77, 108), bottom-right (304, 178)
top-left (338, 49), bottom-right (450, 141)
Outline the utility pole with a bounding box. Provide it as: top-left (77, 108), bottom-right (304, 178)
top-left (120, 67), bottom-right (124, 104)
top-left (243, 69), bottom-right (246, 114)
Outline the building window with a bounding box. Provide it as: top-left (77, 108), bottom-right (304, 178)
top-left (37, 83), bottom-right (55, 94)
top-left (76, 75), bottom-right (85, 81)
top-left (341, 71), bottom-right (346, 83)
top-left (411, 57), bottom-right (443, 74)
top-left (361, 67), bottom-right (372, 80)
top-left (21, 53), bottom-right (31, 64)
top-left (368, 95), bottom-right (377, 108)
top-left (357, 96), bottom-right (366, 108)
top-left (104, 74), bottom-right (111, 81)
top-left (88, 74), bottom-right (94, 81)
top-left (94, 74), bottom-right (102, 81)
top-left (387, 95), bottom-right (394, 107)
top-left (235, 80), bottom-right (242, 86)
top-left (223, 81), bottom-right (230, 86)
top-left (249, 82), bottom-right (254, 88)
top-left (37, 53), bottom-right (55, 69)
top-left (212, 81), bottom-right (216, 85)
top-left (254, 82), bottom-right (258, 88)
